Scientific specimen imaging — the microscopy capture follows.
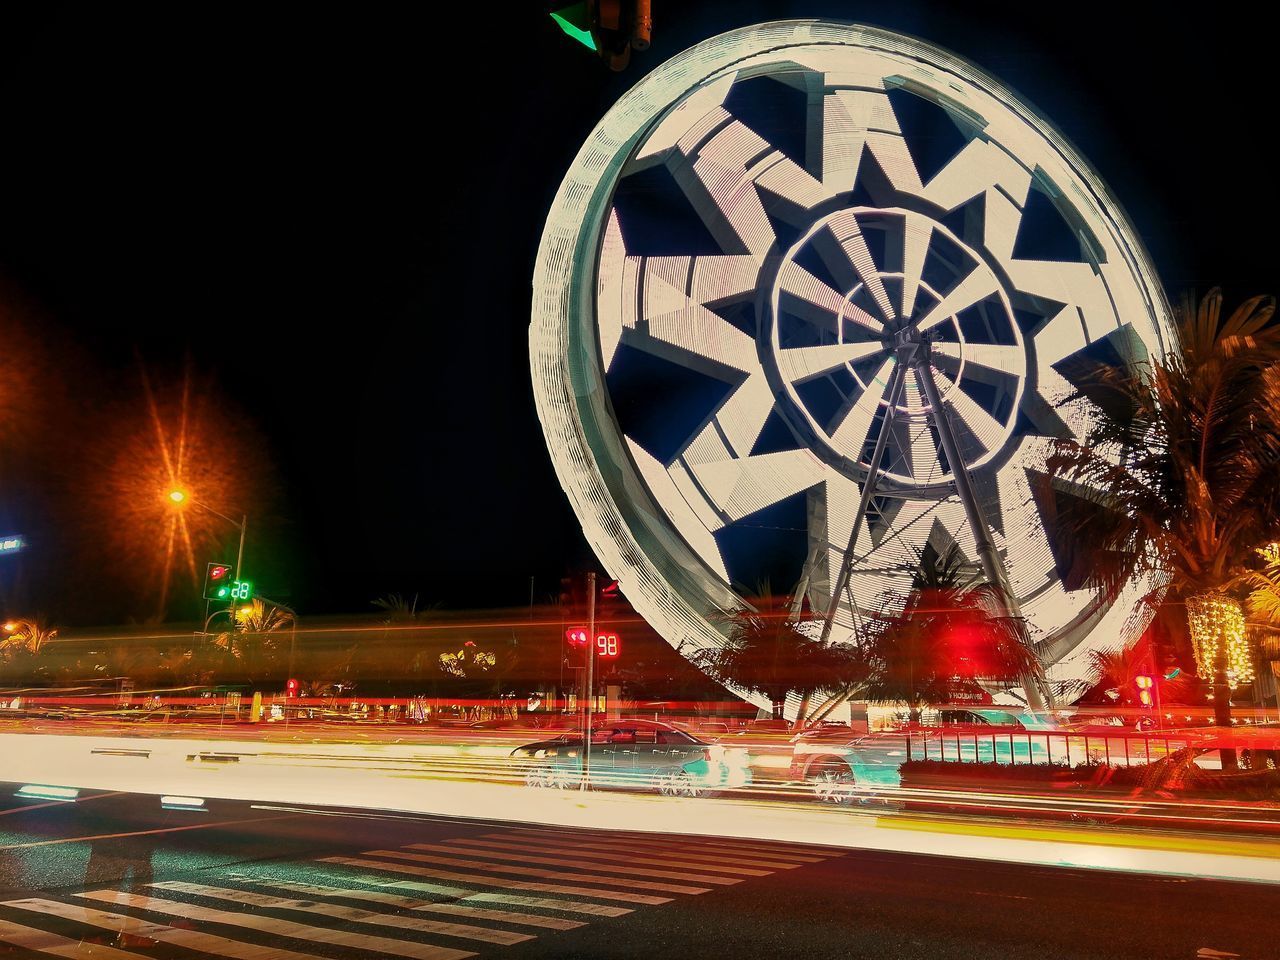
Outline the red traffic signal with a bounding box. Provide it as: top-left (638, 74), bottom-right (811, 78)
top-left (565, 627), bottom-right (589, 647)
top-left (596, 633), bottom-right (620, 658)
top-left (286, 678), bottom-right (298, 697)
top-left (1134, 675), bottom-right (1154, 706)
top-left (203, 562), bottom-right (235, 600)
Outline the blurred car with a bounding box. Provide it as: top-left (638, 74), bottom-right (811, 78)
top-left (512, 718), bottom-right (751, 797)
top-left (789, 722), bottom-right (856, 743)
top-left (788, 729), bottom-right (920, 802)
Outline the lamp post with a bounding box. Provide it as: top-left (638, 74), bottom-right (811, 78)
top-left (167, 490), bottom-right (248, 632)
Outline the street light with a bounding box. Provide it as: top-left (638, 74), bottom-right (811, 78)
top-left (165, 489), bottom-right (247, 593)
top-left (167, 489), bottom-right (248, 635)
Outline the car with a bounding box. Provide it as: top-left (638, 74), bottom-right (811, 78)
top-left (511, 719), bottom-right (751, 797)
top-left (788, 729), bottom-right (920, 803)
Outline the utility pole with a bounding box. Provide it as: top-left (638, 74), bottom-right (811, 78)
top-left (582, 571), bottom-right (596, 791)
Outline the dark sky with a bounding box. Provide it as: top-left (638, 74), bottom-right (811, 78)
top-left (0, 3), bottom-right (1273, 625)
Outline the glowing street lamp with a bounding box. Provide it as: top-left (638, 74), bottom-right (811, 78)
top-left (166, 488), bottom-right (248, 624)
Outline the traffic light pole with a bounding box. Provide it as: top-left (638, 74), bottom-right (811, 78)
top-left (230, 514), bottom-right (247, 622)
top-left (582, 571), bottom-right (596, 791)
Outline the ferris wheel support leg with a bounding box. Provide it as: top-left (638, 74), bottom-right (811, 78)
top-left (818, 351), bottom-right (913, 645)
top-left (914, 353), bottom-right (1053, 714)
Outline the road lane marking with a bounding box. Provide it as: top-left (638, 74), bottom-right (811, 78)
top-left (0, 916), bottom-right (149, 959)
top-left (312, 866), bottom-right (634, 917)
top-left (247, 878), bottom-right (586, 930)
top-left (148, 881), bottom-right (533, 946)
top-left (878, 817), bottom-right (1280, 861)
top-left (2, 898), bottom-right (324, 960)
top-left (363, 849), bottom-right (711, 896)
top-left (0, 814), bottom-right (297, 851)
top-left (0, 792), bottom-right (126, 818)
top-left (475, 834), bottom-right (799, 871)
top-left (510, 824), bottom-right (847, 853)
top-left (485, 830), bottom-right (821, 867)
top-left (501, 827), bottom-right (836, 861)
top-left (74, 890), bottom-right (475, 960)
top-left (405, 842), bottom-right (743, 885)
top-left (318, 856), bottom-right (671, 905)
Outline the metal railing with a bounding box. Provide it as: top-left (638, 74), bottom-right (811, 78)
top-left (905, 729), bottom-right (1196, 767)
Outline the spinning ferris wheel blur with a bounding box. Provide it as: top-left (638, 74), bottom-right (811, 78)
top-left (532, 21), bottom-right (1175, 707)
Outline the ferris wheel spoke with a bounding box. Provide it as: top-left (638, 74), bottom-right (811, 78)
top-left (776, 261), bottom-right (851, 335)
top-left (778, 259), bottom-right (883, 336)
top-left (779, 341), bottom-right (885, 385)
top-left (933, 341), bottom-right (1024, 376)
top-left (829, 357), bottom-right (895, 457)
top-left (920, 138), bottom-right (1033, 220)
top-left (677, 373), bottom-right (778, 463)
top-left (690, 449), bottom-right (828, 523)
top-left (629, 263), bottom-right (761, 374)
top-left (899, 213), bottom-right (933, 320)
top-left (820, 90), bottom-right (871, 192)
top-left (672, 111), bottom-right (831, 258)
top-left (932, 369), bottom-right (1007, 453)
top-left (819, 211), bottom-right (896, 321)
top-left (915, 265), bottom-right (1001, 334)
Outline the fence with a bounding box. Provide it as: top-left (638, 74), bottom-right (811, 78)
top-left (905, 729), bottom-right (1197, 767)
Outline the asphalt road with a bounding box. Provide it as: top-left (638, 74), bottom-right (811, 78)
top-left (0, 783), bottom-right (1274, 960)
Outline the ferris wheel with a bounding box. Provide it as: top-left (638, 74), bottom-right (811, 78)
top-left (531, 21), bottom-right (1174, 704)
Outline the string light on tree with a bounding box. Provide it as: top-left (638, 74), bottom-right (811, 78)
top-left (1186, 593), bottom-right (1254, 685)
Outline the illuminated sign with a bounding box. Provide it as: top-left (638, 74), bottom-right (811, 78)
top-left (596, 633), bottom-right (620, 658)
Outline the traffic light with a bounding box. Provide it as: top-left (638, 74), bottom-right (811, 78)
top-left (1134, 675), bottom-right (1154, 707)
top-left (285, 678), bottom-right (298, 697)
top-left (551, 0), bottom-right (652, 70)
top-left (203, 563), bottom-right (234, 601)
top-left (565, 627), bottom-right (590, 647)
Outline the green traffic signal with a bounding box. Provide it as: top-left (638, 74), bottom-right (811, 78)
top-left (203, 562), bottom-right (234, 601)
top-left (551, 3), bottom-right (596, 50)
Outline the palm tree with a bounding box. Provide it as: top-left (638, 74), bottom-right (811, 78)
top-left (689, 592), bottom-right (863, 725)
top-left (0, 619), bottom-right (57, 658)
top-left (1043, 289), bottom-right (1280, 767)
top-left (212, 598), bottom-right (294, 685)
top-left (858, 546), bottom-right (1044, 722)
top-left (1070, 631), bottom-right (1190, 711)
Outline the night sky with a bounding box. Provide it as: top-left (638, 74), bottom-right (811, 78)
top-left (0, 3), bottom-right (1272, 626)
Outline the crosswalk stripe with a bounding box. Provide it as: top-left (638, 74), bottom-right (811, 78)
top-left (149, 881), bottom-right (533, 946)
top-left (460, 836), bottom-right (779, 874)
top-left (3, 898), bottom-right (326, 960)
top-left (0, 917), bottom-right (149, 960)
top-left (405, 842), bottom-right (743, 885)
top-left (504, 827), bottom-right (841, 859)
top-left (364, 849), bottom-right (711, 896)
top-left (312, 865), bottom-right (634, 917)
top-left (319, 855), bottom-right (671, 906)
top-left (248, 878), bottom-right (587, 931)
top-left (482, 831), bottom-right (815, 868)
top-left (74, 890), bottom-right (475, 960)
